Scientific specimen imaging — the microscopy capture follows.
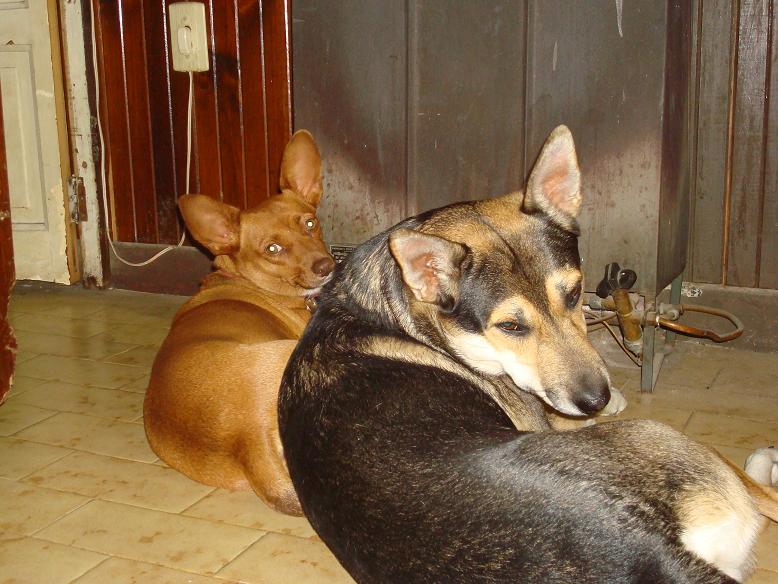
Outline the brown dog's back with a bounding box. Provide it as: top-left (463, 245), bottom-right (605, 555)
top-left (145, 297), bottom-right (299, 511)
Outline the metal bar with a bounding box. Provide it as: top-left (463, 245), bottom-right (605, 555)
top-left (641, 320), bottom-right (656, 392)
top-left (664, 273), bottom-right (683, 345)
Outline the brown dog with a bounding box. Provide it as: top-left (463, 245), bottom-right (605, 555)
top-left (144, 130), bottom-right (334, 515)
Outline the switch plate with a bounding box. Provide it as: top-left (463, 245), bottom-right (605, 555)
top-left (168, 2), bottom-right (209, 72)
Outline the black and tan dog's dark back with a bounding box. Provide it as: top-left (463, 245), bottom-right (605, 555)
top-left (279, 126), bottom-right (778, 583)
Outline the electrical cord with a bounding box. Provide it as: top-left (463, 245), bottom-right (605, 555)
top-left (584, 308), bottom-right (641, 366)
top-left (583, 309), bottom-right (618, 326)
top-left (90, 4), bottom-right (191, 267)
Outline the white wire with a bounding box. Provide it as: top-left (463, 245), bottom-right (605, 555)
top-left (90, 4), bottom-right (192, 268)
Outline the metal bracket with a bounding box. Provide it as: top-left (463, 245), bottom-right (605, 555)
top-left (67, 175), bottom-right (88, 223)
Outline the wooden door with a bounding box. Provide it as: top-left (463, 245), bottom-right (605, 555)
top-left (0, 91), bottom-right (16, 404)
top-left (0, 0), bottom-right (74, 283)
top-left (93, 0), bottom-right (292, 245)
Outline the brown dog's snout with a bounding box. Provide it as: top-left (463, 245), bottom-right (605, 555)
top-left (312, 256), bottom-right (335, 278)
top-left (571, 372), bottom-right (611, 415)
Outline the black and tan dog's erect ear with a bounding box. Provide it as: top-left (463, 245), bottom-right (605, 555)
top-left (389, 229), bottom-right (468, 311)
top-left (178, 194), bottom-right (241, 256)
top-left (280, 130), bottom-right (323, 208)
top-left (523, 125), bottom-right (581, 232)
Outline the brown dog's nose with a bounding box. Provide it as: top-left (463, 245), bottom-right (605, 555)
top-left (313, 256), bottom-right (335, 277)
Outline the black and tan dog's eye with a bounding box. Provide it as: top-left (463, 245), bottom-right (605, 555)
top-left (496, 321), bottom-right (529, 335)
top-left (565, 282), bottom-right (582, 309)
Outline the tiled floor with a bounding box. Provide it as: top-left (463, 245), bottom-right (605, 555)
top-left (1, 281), bottom-right (776, 583)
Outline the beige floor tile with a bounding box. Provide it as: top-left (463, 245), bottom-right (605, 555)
top-left (12, 381), bottom-right (144, 421)
top-left (35, 301), bottom-right (106, 320)
top-left (710, 444), bottom-right (761, 469)
top-left (14, 330), bottom-right (137, 361)
top-left (9, 294), bottom-right (89, 317)
top-left (87, 305), bottom-right (174, 327)
top-left (183, 489), bottom-right (317, 538)
top-left (15, 412), bottom-right (157, 462)
top-left (684, 412), bottom-right (778, 451)
top-left (14, 350), bottom-right (38, 365)
top-left (36, 499), bottom-right (262, 575)
top-left (119, 372), bottom-right (151, 394)
top-left (218, 533), bottom-right (354, 584)
top-left (756, 523), bottom-right (778, 573)
top-left (89, 322), bottom-right (170, 347)
top-left (0, 402), bottom-right (57, 436)
top-left (654, 348), bottom-right (726, 390)
top-left (10, 312), bottom-right (113, 339)
top-left (72, 557), bottom-right (233, 584)
top-left (0, 479), bottom-right (88, 538)
top-left (0, 537), bottom-right (106, 584)
top-left (748, 569), bottom-right (778, 584)
top-left (606, 366), bottom-right (641, 393)
top-left (15, 354), bottom-right (148, 389)
top-left (713, 365), bottom-right (778, 398)
top-left (25, 451), bottom-right (214, 513)
top-left (105, 345), bottom-right (161, 368)
top-left (636, 385), bottom-right (778, 425)
top-left (0, 437), bottom-right (72, 480)
top-left (6, 375), bottom-right (47, 399)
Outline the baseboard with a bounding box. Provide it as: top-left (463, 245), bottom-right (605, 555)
top-left (107, 242), bottom-right (213, 296)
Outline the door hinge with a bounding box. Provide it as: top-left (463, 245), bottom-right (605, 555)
top-left (67, 175), bottom-right (88, 223)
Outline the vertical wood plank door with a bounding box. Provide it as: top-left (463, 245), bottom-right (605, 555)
top-left (0, 92), bottom-right (16, 404)
top-left (92, 0), bottom-right (291, 245)
top-left (689, 0), bottom-right (778, 290)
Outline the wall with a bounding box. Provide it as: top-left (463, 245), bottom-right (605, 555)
top-left (294, 1), bottom-right (690, 298)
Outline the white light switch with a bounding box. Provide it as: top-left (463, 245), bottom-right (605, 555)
top-left (168, 2), bottom-right (209, 72)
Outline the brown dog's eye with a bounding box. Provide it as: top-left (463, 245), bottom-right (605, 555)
top-left (266, 243), bottom-right (282, 255)
top-left (566, 283), bottom-right (582, 309)
top-left (304, 218), bottom-right (317, 231)
top-left (496, 321), bottom-right (529, 336)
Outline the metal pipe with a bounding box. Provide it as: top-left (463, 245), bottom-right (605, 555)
top-left (656, 304), bottom-right (744, 343)
top-left (610, 289), bottom-right (643, 354)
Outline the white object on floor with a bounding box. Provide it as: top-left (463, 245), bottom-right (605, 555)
top-left (744, 446), bottom-right (778, 487)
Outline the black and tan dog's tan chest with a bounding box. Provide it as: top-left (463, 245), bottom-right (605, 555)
top-left (279, 126), bottom-right (778, 583)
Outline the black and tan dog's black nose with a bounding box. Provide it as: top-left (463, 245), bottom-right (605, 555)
top-left (313, 256), bottom-right (336, 277)
top-left (572, 374), bottom-right (611, 415)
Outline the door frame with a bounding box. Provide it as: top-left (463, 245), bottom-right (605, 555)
top-left (57, 0), bottom-right (108, 287)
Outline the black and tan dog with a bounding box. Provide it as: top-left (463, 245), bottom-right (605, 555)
top-left (279, 126), bottom-right (778, 583)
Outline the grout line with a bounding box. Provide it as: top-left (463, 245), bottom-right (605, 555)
top-left (66, 556), bottom-right (112, 584)
top-left (15, 448), bottom-right (78, 483)
top-left (213, 531), bottom-right (269, 578)
top-left (706, 368), bottom-right (725, 390)
top-left (680, 411), bottom-right (695, 434)
top-left (27, 495), bottom-right (97, 539)
top-left (4, 433), bottom-right (158, 466)
top-left (58, 549), bottom-right (244, 584)
top-left (178, 486), bottom-right (220, 515)
top-left (8, 401), bottom-right (145, 425)
top-left (4, 408), bottom-right (60, 437)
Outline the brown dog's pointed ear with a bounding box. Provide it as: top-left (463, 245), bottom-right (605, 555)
top-left (178, 194), bottom-right (241, 256)
top-left (279, 130), bottom-right (323, 207)
top-left (523, 125), bottom-right (581, 231)
top-left (389, 228), bottom-right (468, 311)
